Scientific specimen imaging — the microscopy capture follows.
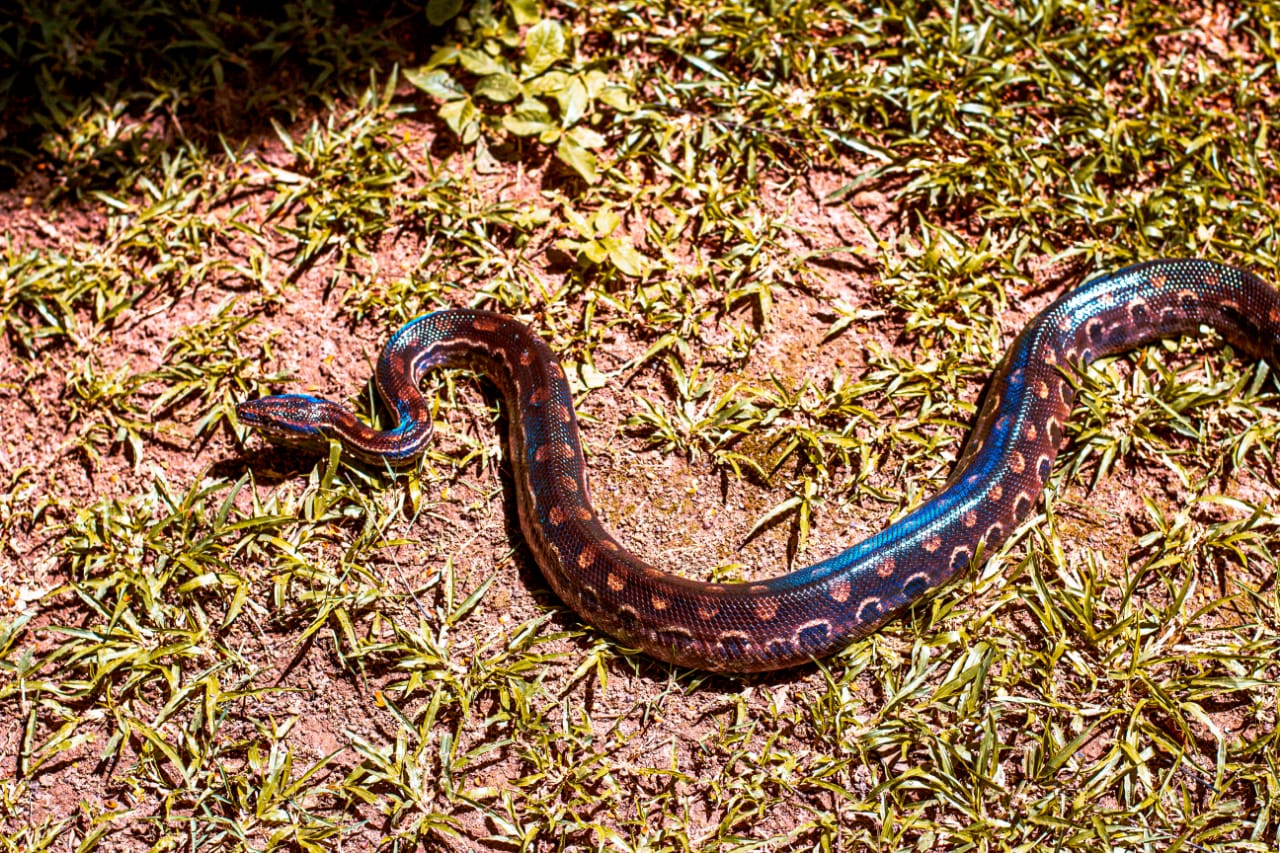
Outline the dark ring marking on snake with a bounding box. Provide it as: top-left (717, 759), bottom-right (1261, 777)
top-left (237, 259), bottom-right (1280, 673)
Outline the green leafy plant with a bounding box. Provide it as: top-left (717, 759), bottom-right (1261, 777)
top-left (406, 4), bottom-right (632, 183)
top-left (554, 206), bottom-right (647, 277)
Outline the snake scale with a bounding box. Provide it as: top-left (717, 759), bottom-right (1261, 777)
top-left (238, 259), bottom-right (1280, 673)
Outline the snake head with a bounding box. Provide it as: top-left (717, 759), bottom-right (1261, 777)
top-left (238, 393), bottom-right (434, 465)
top-left (236, 394), bottom-right (349, 446)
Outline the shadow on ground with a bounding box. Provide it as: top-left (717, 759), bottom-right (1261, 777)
top-left (0, 0), bottom-right (450, 190)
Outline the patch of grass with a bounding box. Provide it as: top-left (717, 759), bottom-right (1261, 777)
top-left (0, 0), bottom-right (422, 191)
top-left (2, 0), bottom-right (1280, 851)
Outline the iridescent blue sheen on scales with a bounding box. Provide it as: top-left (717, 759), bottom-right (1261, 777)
top-left (238, 259), bottom-right (1280, 672)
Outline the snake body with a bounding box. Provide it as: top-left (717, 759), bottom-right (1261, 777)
top-left (238, 259), bottom-right (1280, 672)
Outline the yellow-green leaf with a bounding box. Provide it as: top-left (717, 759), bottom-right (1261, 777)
top-left (557, 137), bottom-right (599, 183)
top-left (425, 0), bottom-right (462, 25)
top-left (474, 72), bottom-right (522, 104)
top-left (503, 98), bottom-right (556, 137)
top-left (405, 68), bottom-right (466, 101)
top-left (523, 19), bottom-right (566, 77)
top-left (439, 97), bottom-right (479, 143)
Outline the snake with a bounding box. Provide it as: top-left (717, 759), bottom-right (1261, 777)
top-left (237, 259), bottom-right (1280, 673)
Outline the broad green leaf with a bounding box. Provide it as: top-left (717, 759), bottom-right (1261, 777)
top-left (423, 45), bottom-right (459, 69)
top-left (557, 75), bottom-right (590, 127)
top-left (598, 86), bottom-right (635, 112)
top-left (583, 69), bottom-right (610, 97)
top-left (556, 137), bottom-right (599, 183)
top-left (526, 69), bottom-right (570, 97)
top-left (592, 208), bottom-right (620, 236)
top-left (459, 48), bottom-right (506, 77)
top-left (474, 73), bottom-right (522, 103)
top-left (439, 97), bottom-right (479, 143)
top-left (425, 0), bottom-right (462, 25)
top-left (567, 124), bottom-right (606, 149)
top-left (405, 68), bottom-right (466, 101)
top-left (563, 206), bottom-right (593, 238)
top-left (503, 98), bottom-right (556, 137)
top-left (523, 19), bottom-right (566, 77)
top-left (605, 238), bottom-right (645, 277)
top-left (507, 0), bottom-right (539, 25)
